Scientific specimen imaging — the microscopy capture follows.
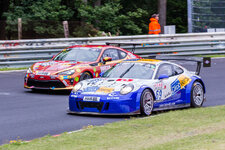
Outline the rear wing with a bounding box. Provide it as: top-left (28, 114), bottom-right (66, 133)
top-left (149, 55), bottom-right (211, 75)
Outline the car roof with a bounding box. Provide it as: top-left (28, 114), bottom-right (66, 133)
top-left (68, 45), bottom-right (119, 49)
top-left (124, 59), bottom-right (162, 65)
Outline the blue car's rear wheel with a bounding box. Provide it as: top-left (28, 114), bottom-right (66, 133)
top-left (191, 81), bottom-right (204, 107)
top-left (140, 89), bottom-right (154, 116)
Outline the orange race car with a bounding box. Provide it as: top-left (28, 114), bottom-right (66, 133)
top-left (24, 45), bottom-right (141, 90)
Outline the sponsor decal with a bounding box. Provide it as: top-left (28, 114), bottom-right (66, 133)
top-left (83, 86), bottom-right (99, 92)
top-left (63, 76), bottom-right (71, 79)
top-left (116, 79), bottom-right (133, 82)
top-left (40, 61), bottom-right (57, 67)
top-left (107, 97), bottom-right (120, 100)
top-left (36, 72), bottom-right (50, 75)
top-left (88, 78), bottom-right (102, 85)
top-left (39, 76), bottom-right (45, 79)
top-left (76, 69), bottom-right (81, 73)
top-left (50, 75), bottom-right (57, 79)
top-left (164, 92), bottom-right (172, 98)
top-left (171, 79), bottom-right (181, 95)
top-left (74, 77), bottom-right (79, 82)
top-left (156, 90), bottom-right (162, 100)
top-left (96, 87), bottom-right (114, 93)
top-left (62, 80), bottom-right (68, 86)
top-left (96, 72), bottom-right (99, 77)
top-left (108, 93), bottom-right (118, 97)
top-left (159, 102), bottom-right (176, 108)
top-left (70, 94), bottom-right (78, 98)
top-left (154, 82), bottom-right (163, 90)
top-left (30, 74), bottom-right (35, 78)
top-left (178, 75), bottom-right (192, 89)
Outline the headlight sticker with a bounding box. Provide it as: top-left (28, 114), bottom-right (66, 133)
top-left (97, 87), bottom-right (114, 93)
top-left (83, 86), bottom-right (99, 92)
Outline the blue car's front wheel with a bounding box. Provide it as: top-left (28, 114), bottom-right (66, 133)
top-left (140, 89), bottom-right (154, 116)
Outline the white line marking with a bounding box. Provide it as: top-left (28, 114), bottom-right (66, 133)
top-left (0, 92), bottom-right (10, 96)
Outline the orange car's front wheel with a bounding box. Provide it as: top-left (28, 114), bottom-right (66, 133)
top-left (79, 72), bottom-right (92, 81)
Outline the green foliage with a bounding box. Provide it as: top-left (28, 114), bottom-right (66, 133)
top-left (167, 0), bottom-right (187, 33)
top-left (4, 0), bottom-right (74, 39)
top-left (78, 2), bottom-right (148, 35)
top-left (2, 0), bottom-right (188, 39)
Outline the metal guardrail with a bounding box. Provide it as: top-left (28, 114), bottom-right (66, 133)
top-left (0, 32), bottom-right (225, 68)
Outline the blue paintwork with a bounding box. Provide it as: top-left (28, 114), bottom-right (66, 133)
top-left (68, 76), bottom-right (205, 115)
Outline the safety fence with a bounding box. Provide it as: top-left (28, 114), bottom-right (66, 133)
top-left (0, 32), bottom-right (225, 68)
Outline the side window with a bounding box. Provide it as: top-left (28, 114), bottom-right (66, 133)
top-left (174, 65), bottom-right (184, 75)
top-left (101, 49), bottom-right (120, 61)
top-left (118, 50), bottom-right (127, 59)
top-left (155, 64), bottom-right (173, 79)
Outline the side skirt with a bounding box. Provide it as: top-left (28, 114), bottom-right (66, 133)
top-left (153, 104), bottom-right (190, 111)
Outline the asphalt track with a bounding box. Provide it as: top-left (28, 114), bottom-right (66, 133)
top-left (0, 58), bottom-right (225, 145)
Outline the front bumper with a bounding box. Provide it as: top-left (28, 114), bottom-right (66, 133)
top-left (24, 73), bottom-right (75, 90)
top-left (68, 92), bottom-right (139, 115)
top-left (67, 109), bottom-right (140, 116)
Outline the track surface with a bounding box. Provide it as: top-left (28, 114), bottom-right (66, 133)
top-left (0, 58), bottom-right (225, 145)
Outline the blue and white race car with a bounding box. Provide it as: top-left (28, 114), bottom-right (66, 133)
top-left (68, 57), bottom-right (209, 116)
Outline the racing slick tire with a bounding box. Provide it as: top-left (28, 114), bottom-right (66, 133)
top-left (79, 72), bottom-right (92, 81)
top-left (140, 89), bottom-right (154, 116)
top-left (191, 81), bottom-right (204, 108)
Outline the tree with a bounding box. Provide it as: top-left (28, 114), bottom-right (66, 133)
top-left (0, 0), bottom-right (9, 39)
top-left (77, 1), bottom-right (148, 35)
top-left (4, 0), bottom-right (74, 39)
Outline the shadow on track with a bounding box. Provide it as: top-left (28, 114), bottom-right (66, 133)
top-left (24, 89), bottom-right (71, 95)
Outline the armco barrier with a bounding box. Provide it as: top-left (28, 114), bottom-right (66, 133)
top-left (0, 32), bottom-right (225, 68)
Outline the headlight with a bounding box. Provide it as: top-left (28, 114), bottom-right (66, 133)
top-left (72, 82), bottom-right (83, 93)
top-left (27, 68), bottom-right (33, 73)
top-left (120, 84), bottom-right (134, 95)
top-left (58, 69), bottom-right (75, 75)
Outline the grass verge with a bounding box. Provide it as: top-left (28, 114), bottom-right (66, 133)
top-left (0, 67), bottom-right (28, 71)
top-left (1, 105), bottom-right (225, 150)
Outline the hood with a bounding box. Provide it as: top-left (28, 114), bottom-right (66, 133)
top-left (32, 60), bottom-right (88, 73)
top-left (150, 18), bottom-right (158, 22)
top-left (80, 78), bottom-right (153, 95)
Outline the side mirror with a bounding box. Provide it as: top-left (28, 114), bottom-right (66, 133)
top-left (158, 74), bottom-right (169, 80)
top-left (99, 72), bottom-right (104, 77)
top-left (103, 56), bottom-right (112, 63)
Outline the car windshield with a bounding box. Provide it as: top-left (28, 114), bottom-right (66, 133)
top-left (53, 47), bottom-right (101, 62)
top-left (103, 62), bottom-right (156, 79)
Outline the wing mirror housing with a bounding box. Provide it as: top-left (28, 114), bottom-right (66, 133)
top-left (103, 56), bottom-right (112, 63)
top-left (158, 74), bottom-right (169, 80)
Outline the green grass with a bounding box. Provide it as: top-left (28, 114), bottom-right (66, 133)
top-left (196, 54), bottom-right (225, 58)
top-left (1, 105), bottom-right (225, 150)
top-left (0, 67), bottom-right (28, 71)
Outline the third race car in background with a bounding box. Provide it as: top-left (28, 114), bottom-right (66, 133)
top-left (24, 45), bottom-right (141, 90)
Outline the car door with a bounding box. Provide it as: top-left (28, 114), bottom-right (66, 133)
top-left (153, 63), bottom-right (187, 109)
top-left (98, 48), bottom-right (121, 73)
top-left (153, 63), bottom-right (175, 101)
